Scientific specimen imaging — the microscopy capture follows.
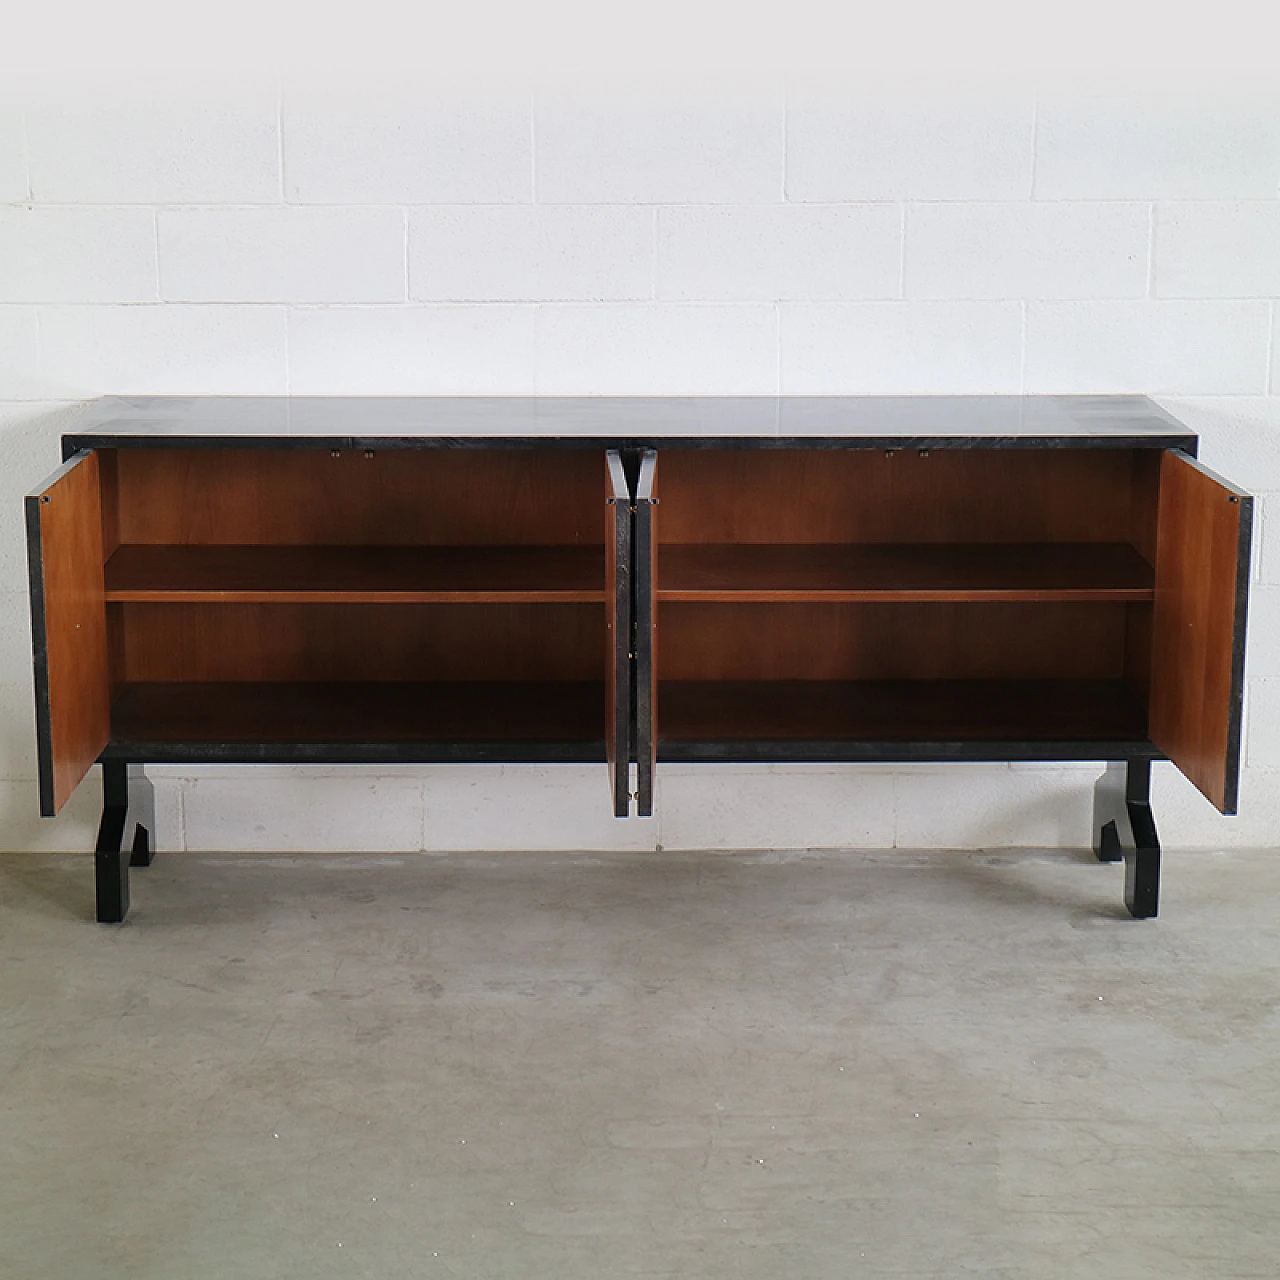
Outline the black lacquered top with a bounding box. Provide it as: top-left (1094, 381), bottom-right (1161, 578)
top-left (62, 394), bottom-right (1196, 455)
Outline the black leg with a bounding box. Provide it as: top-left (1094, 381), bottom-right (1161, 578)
top-left (1093, 760), bottom-right (1161, 919)
top-left (128, 766), bottom-right (156, 868)
top-left (94, 761), bottom-right (156, 923)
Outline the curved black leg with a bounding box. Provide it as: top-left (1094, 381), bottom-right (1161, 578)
top-left (128, 767), bottom-right (156, 868)
top-left (1093, 760), bottom-right (1161, 919)
top-left (95, 761), bottom-right (156, 923)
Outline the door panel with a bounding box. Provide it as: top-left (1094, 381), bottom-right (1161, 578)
top-left (635, 452), bottom-right (658, 817)
top-left (1149, 450), bottom-right (1252, 814)
top-left (26, 450), bottom-right (111, 816)
top-left (606, 451), bottom-right (632, 817)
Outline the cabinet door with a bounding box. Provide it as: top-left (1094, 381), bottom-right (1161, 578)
top-left (634, 451), bottom-right (658, 817)
top-left (25, 450), bottom-right (111, 816)
top-left (606, 451), bottom-right (632, 817)
top-left (1150, 450), bottom-right (1252, 814)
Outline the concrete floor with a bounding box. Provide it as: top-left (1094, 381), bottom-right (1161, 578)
top-left (0, 849), bottom-right (1277, 1279)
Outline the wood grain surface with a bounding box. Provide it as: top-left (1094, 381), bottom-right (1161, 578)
top-left (658, 679), bottom-right (1148, 744)
top-left (113, 601), bottom-right (607, 684)
top-left (653, 448), bottom-right (1145, 544)
top-left (1149, 451), bottom-right (1252, 813)
top-left (104, 544), bottom-right (606, 603)
top-left (113, 448), bottom-right (606, 546)
top-left (655, 601), bottom-right (1129, 682)
top-left (26, 451), bottom-right (110, 814)
top-left (112, 681), bottom-right (603, 745)
top-left (657, 542), bottom-right (1154, 603)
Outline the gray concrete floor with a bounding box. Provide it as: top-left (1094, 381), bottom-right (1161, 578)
top-left (1, 849), bottom-right (1278, 1279)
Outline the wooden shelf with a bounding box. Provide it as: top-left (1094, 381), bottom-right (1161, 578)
top-left (111, 681), bottom-right (604, 747)
top-left (104, 545), bottom-right (606, 604)
top-left (658, 679), bottom-right (1149, 744)
top-left (657, 543), bottom-right (1154, 603)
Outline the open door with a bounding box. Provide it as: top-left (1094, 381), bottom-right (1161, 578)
top-left (1149, 450), bottom-right (1252, 814)
top-left (26, 450), bottom-right (111, 816)
top-left (606, 451), bottom-right (632, 817)
top-left (634, 451), bottom-right (657, 817)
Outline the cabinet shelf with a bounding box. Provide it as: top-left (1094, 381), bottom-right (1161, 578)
top-left (104, 545), bottom-right (606, 604)
top-left (656, 543), bottom-right (1154, 603)
top-left (658, 679), bottom-right (1149, 747)
top-left (110, 681), bottom-right (604, 754)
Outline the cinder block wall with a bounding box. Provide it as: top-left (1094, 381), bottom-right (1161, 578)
top-left (2, 73), bottom-right (1278, 851)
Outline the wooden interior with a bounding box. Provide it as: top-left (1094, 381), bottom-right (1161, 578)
top-left (112, 448), bottom-right (604, 545)
top-left (28, 438), bottom-right (1251, 806)
top-left (657, 543), bottom-right (1154, 603)
top-left (112, 603), bottom-right (604, 682)
top-left (1149, 451), bottom-right (1252, 813)
top-left (27, 452), bottom-right (112, 814)
top-left (104, 545), bottom-right (606, 603)
top-left (654, 448), bottom-right (1157, 544)
top-left (657, 603), bottom-right (1130, 681)
top-left (651, 448), bottom-right (1164, 747)
top-left (659, 680), bottom-right (1149, 744)
top-left (92, 448), bottom-right (614, 750)
top-left (112, 682), bottom-right (602, 747)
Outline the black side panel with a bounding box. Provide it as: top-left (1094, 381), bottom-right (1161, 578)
top-left (606, 451), bottom-right (632, 816)
top-left (25, 495), bottom-right (56, 816)
top-left (634, 451), bottom-right (657, 817)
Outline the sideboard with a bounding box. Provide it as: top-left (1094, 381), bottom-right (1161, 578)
top-left (25, 396), bottom-right (1252, 922)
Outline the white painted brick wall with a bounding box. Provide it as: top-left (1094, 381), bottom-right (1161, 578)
top-left (288, 305), bottom-right (537, 394)
top-left (1, 73), bottom-right (1278, 854)
top-left (422, 766), bottom-right (658, 852)
top-left (410, 206), bottom-right (653, 302)
top-left (26, 82), bottom-right (280, 204)
top-left (1155, 205), bottom-right (1280, 300)
top-left (0, 208), bottom-right (158, 303)
top-left (781, 302), bottom-right (1023, 393)
top-left (159, 208), bottom-right (407, 303)
top-left (536, 304), bottom-right (778, 394)
top-left (37, 305), bottom-right (289, 397)
top-left (533, 79), bottom-right (784, 204)
top-left (0, 308), bottom-right (42, 400)
top-left (1024, 302), bottom-right (1271, 395)
top-left (0, 108), bottom-right (26, 202)
top-left (1033, 91), bottom-right (1280, 200)
top-left (904, 203), bottom-right (1149, 300)
top-left (282, 80), bottom-right (533, 205)
top-left (785, 85), bottom-right (1034, 202)
top-left (657, 205), bottom-right (900, 301)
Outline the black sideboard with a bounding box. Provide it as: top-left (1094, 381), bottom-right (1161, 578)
top-left (26, 396), bottom-right (1251, 921)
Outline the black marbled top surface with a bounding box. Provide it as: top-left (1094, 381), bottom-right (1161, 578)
top-left (62, 395), bottom-right (1196, 453)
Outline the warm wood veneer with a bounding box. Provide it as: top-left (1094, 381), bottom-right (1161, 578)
top-left (112, 681), bottom-right (604, 748)
top-left (104, 544), bottom-right (607, 603)
top-left (657, 542), bottom-right (1155, 603)
top-left (658, 679), bottom-right (1149, 745)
